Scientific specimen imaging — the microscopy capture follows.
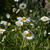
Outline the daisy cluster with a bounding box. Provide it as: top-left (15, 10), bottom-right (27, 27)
top-left (15, 17), bottom-right (34, 40)
top-left (0, 15), bottom-right (50, 41)
top-left (0, 13), bottom-right (50, 50)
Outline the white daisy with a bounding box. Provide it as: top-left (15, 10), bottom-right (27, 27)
top-left (22, 30), bottom-right (35, 40)
top-left (40, 16), bottom-right (50, 22)
top-left (15, 21), bottom-right (23, 26)
top-left (19, 3), bottom-right (27, 9)
top-left (6, 13), bottom-right (10, 19)
top-left (17, 17), bottom-right (30, 22)
top-left (0, 29), bottom-right (6, 34)
top-left (17, 17), bottom-right (22, 20)
top-left (0, 21), bottom-right (7, 25)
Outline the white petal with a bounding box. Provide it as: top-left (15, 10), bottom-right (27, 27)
top-left (16, 9), bottom-right (20, 14)
top-left (26, 19), bottom-right (30, 22)
top-left (17, 17), bottom-right (22, 20)
top-left (26, 36), bottom-right (34, 39)
top-left (12, 8), bottom-right (16, 12)
top-left (48, 32), bottom-right (50, 35)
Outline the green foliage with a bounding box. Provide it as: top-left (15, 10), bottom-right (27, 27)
top-left (0, 0), bottom-right (50, 50)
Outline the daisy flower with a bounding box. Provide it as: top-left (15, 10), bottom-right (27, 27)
top-left (19, 3), bottom-right (27, 9)
top-left (15, 21), bottom-right (23, 26)
top-left (22, 30), bottom-right (35, 40)
top-left (40, 16), bottom-right (50, 22)
top-left (0, 29), bottom-right (6, 34)
top-left (17, 17), bottom-right (30, 22)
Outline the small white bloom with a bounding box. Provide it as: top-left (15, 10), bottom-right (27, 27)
top-left (17, 17), bottom-right (22, 20)
top-left (48, 32), bottom-right (50, 35)
top-left (12, 8), bottom-right (16, 12)
top-left (14, 0), bottom-right (19, 2)
top-left (0, 29), bottom-right (6, 34)
top-left (37, 26), bottom-right (40, 28)
top-left (19, 3), bottom-right (27, 9)
top-left (17, 17), bottom-right (30, 22)
top-left (15, 21), bottom-right (23, 26)
top-left (0, 21), bottom-right (7, 25)
top-left (6, 13), bottom-right (10, 19)
top-left (30, 10), bottom-right (32, 13)
top-left (22, 30), bottom-right (35, 40)
top-left (12, 29), bottom-right (15, 31)
top-left (8, 23), bottom-right (11, 26)
top-left (2, 35), bottom-right (6, 42)
top-left (40, 16), bottom-right (50, 21)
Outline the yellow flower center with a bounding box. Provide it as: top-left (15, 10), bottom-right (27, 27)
top-left (43, 17), bottom-right (48, 20)
top-left (0, 31), bottom-right (4, 32)
top-left (25, 33), bottom-right (32, 37)
top-left (22, 17), bottom-right (27, 20)
top-left (18, 22), bottom-right (21, 24)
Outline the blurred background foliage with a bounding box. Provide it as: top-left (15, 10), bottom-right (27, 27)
top-left (0, 0), bottom-right (47, 16)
